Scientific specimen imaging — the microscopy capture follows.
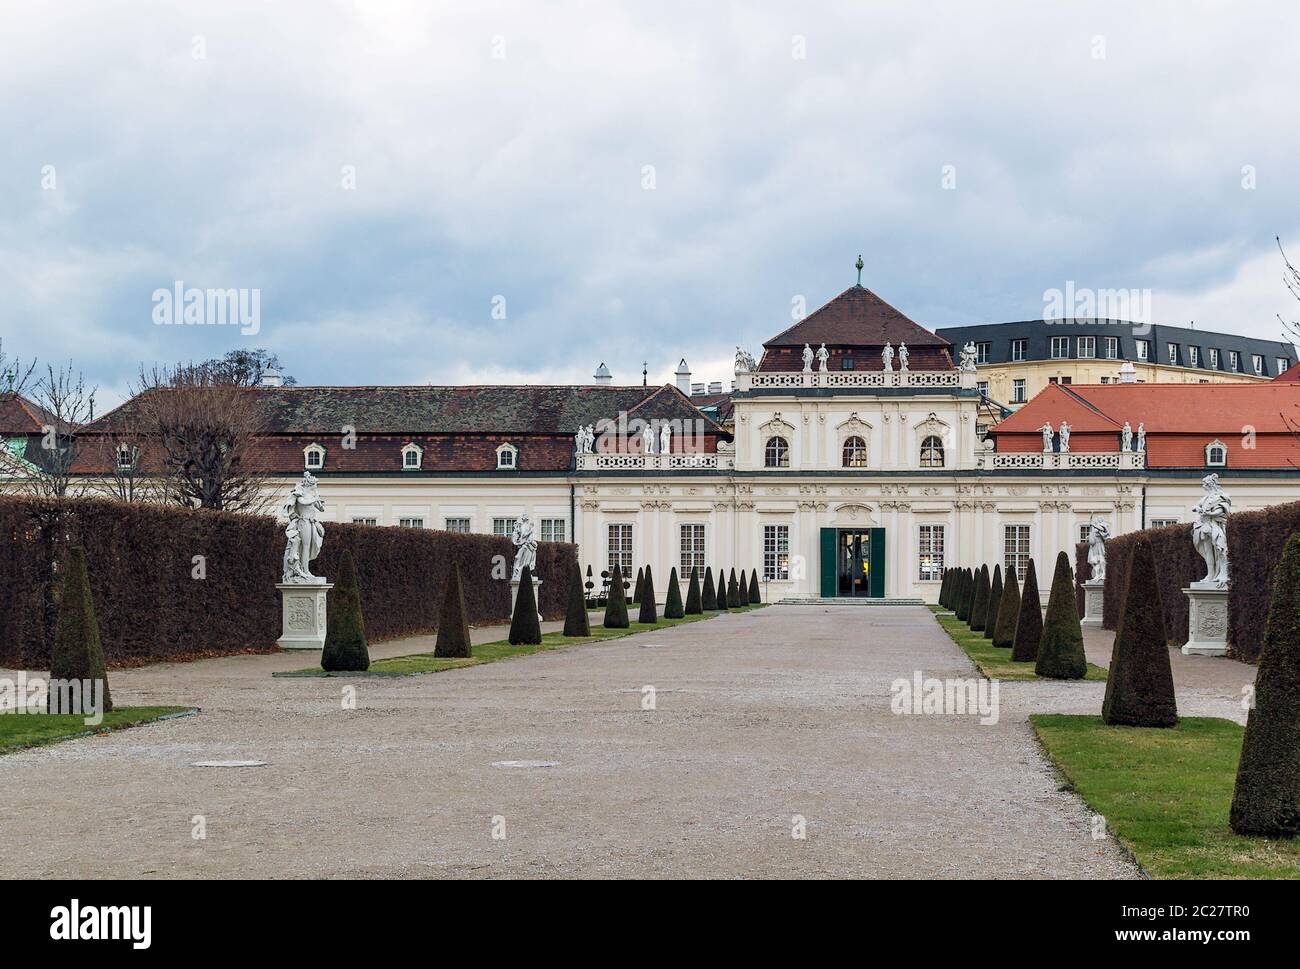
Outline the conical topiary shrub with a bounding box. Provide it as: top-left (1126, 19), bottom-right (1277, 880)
top-left (509, 565), bottom-right (542, 645)
top-left (638, 565), bottom-right (658, 624)
top-left (970, 565), bottom-right (990, 631)
top-left (563, 565), bottom-right (591, 637)
top-left (1011, 559), bottom-right (1042, 662)
top-left (956, 569), bottom-right (971, 621)
top-left (992, 564), bottom-right (1021, 648)
top-left (1102, 537), bottom-right (1177, 727)
top-left (664, 567), bottom-right (685, 619)
top-left (685, 567), bottom-right (702, 614)
top-left (702, 567), bottom-right (717, 610)
top-left (716, 568), bottom-right (729, 609)
top-left (48, 545), bottom-right (112, 714)
top-left (632, 567), bottom-right (644, 605)
top-left (1035, 552), bottom-right (1086, 679)
top-left (1230, 532), bottom-right (1300, 836)
top-left (983, 565), bottom-right (1003, 641)
top-left (727, 569), bottom-right (741, 610)
top-left (322, 549), bottom-right (370, 672)
top-left (435, 561), bottom-right (473, 658)
top-left (749, 569), bottom-right (761, 604)
top-left (940, 568), bottom-right (950, 608)
top-left (603, 562), bottom-right (629, 628)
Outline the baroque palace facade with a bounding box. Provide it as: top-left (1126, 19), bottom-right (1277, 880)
top-left (10, 279), bottom-right (1300, 602)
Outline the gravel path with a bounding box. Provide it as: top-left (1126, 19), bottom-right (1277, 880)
top-left (2, 606), bottom-right (1155, 879)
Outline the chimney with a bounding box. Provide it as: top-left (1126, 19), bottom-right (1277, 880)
top-left (675, 358), bottom-right (691, 394)
top-left (690, 382), bottom-right (705, 396)
top-left (594, 362), bottom-right (612, 385)
top-left (1118, 360), bottom-right (1137, 384)
top-left (708, 380), bottom-right (722, 395)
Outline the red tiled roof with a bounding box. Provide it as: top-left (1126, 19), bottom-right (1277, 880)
top-left (1276, 360), bottom-right (1300, 382)
top-left (0, 393), bottom-right (59, 434)
top-left (762, 285), bottom-right (950, 350)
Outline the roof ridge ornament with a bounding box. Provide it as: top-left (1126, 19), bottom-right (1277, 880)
top-left (855, 254), bottom-right (864, 287)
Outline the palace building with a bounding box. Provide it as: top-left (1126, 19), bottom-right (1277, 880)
top-left (8, 276), bottom-right (1300, 602)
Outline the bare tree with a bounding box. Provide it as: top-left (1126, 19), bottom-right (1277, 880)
top-left (13, 362), bottom-right (96, 501)
top-left (131, 362), bottom-right (270, 512)
top-left (90, 425), bottom-right (165, 504)
top-left (1278, 236), bottom-right (1300, 344)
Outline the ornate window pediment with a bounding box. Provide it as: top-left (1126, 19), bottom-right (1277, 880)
top-left (401, 442), bottom-right (423, 470)
top-left (1205, 439), bottom-right (1227, 467)
top-left (496, 442), bottom-right (519, 470)
top-left (303, 443), bottom-right (325, 470)
top-left (758, 412), bottom-right (796, 436)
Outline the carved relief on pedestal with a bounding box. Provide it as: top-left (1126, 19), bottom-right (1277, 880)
top-left (287, 596), bottom-right (313, 631)
top-left (1200, 602), bottom-right (1228, 638)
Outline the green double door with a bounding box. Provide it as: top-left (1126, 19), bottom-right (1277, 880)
top-left (819, 528), bottom-right (886, 598)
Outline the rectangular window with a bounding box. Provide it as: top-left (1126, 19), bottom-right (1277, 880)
top-left (398, 517), bottom-right (424, 528)
top-left (977, 381), bottom-right (989, 396)
top-left (1004, 524), bottom-right (1030, 582)
top-left (1010, 338), bottom-right (1027, 361)
top-left (841, 356), bottom-right (854, 370)
top-left (1253, 354), bottom-right (1263, 375)
top-left (1080, 524), bottom-right (1091, 543)
top-left (1150, 518), bottom-right (1179, 528)
top-left (443, 517), bottom-right (470, 533)
top-left (1136, 340), bottom-right (1149, 361)
top-left (492, 517), bottom-right (517, 537)
top-left (1012, 378), bottom-right (1026, 403)
top-left (608, 523), bottom-right (633, 577)
top-left (540, 518), bottom-right (566, 543)
top-left (1189, 346), bottom-right (1199, 367)
top-left (1077, 335), bottom-right (1095, 358)
top-left (975, 342), bottom-right (991, 364)
top-left (1050, 336), bottom-right (1069, 359)
top-left (1279, 358), bottom-right (1290, 376)
top-left (351, 517), bottom-right (378, 526)
top-left (680, 523), bottom-right (706, 576)
top-left (1104, 336), bottom-right (1118, 359)
top-left (1100, 376), bottom-right (1111, 384)
top-left (763, 524), bottom-right (790, 581)
top-left (918, 524), bottom-right (944, 581)
top-left (1229, 350), bottom-right (1239, 371)
top-left (1167, 343), bottom-right (1178, 365)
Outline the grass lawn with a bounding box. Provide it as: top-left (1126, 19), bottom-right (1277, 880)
top-left (1032, 714), bottom-right (1300, 879)
top-left (0, 706), bottom-right (194, 755)
top-left (282, 604), bottom-right (767, 677)
top-left (934, 611), bottom-right (1107, 681)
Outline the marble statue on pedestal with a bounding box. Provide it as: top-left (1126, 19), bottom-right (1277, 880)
top-left (1041, 422), bottom-right (1054, 453)
top-left (734, 346), bottom-right (755, 374)
top-left (659, 421), bottom-right (672, 455)
top-left (816, 343), bottom-right (829, 372)
top-left (1191, 473), bottom-right (1231, 588)
top-left (802, 343), bottom-right (814, 372)
top-left (1121, 422), bottom-right (1133, 452)
top-left (511, 512), bottom-right (538, 582)
top-left (882, 341), bottom-right (894, 372)
top-left (282, 472), bottom-right (326, 583)
top-left (1136, 422), bottom-right (1146, 452)
top-left (639, 424), bottom-right (654, 455)
top-left (959, 342), bottom-right (978, 372)
top-left (1087, 518), bottom-right (1111, 582)
top-left (575, 424), bottom-right (594, 454)
top-left (898, 342), bottom-right (909, 371)
top-left (1059, 421), bottom-right (1071, 453)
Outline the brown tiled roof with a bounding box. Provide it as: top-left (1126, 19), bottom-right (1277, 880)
top-left (763, 285), bottom-right (950, 349)
top-left (0, 393), bottom-right (59, 434)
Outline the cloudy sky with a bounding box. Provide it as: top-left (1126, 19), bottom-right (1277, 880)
top-left (4, 1), bottom-right (1299, 405)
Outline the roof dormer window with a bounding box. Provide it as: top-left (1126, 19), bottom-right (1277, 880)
top-left (496, 442), bottom-right (518, 470)
top-left (401, 443), bottom-right (423, 470)
top-left (1205, 440), bottom-right (1227, 467)
top-left (303, 443), bottom-right (325, 470)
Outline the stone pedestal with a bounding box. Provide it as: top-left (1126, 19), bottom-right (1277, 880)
top-left (276, 582), bottom-right (332, 650)
top-left (1181, 585), bottom-right (1229, 657)
top-left (1081, 580), bottom-right (1104, 627)
top-left (511, 575), bottom-right (543, 625)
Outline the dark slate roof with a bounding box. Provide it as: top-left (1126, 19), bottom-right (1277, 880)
top-left (90, 384), bottom-right (727, 436)
top-left (935, 320), bottom-right (1297, 376)
top-left (763, 285), bottom-right (949, 349)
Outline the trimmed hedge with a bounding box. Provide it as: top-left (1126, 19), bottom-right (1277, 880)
top-left (0, 495), bottom-right (578, 668)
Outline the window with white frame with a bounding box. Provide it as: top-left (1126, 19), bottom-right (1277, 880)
top-left (1279, 358), bottom-right (1291, 376)
top-left (1050, 336), bottom-right (1069, 359)
top-left (1229, 350), bottom-right (1239, 371)
top-left (1205, 440), bottom-right (1227, 466)
top-left (1189, 346), bottom-right (1199, 367)
top-left (763, 524), bottom-right (790, 580)
top-left (764, 436), bottom-right (789, 468)
top-left (1004, 524), bottom-right (1030, 582)
top-left (1167, 343), bottom-right (1179, 365)
top-left (1252, 354), bottom-right (1263, 375)
top-left (304, 443), bottom-right (325, 469)
top-left (1012, 378), bottom-right (1026, 403)
top-left (976, 342), bottom-right (990, 364)
top-left (608, 523), bottom-right (633, 577)
top-left (496, 442), bottom-right (518, 469)
top-left (680, 523), bottom-right (706, 576)
top-left (1150, 518), bottom-right (1179, 528)
top-left (1078, 335), bottom-right (1095, 358)
top-left (1208, 348), bottom-right (1219, 369)
top-left (116, 444), bottom-right (137, 471)
top-left (492, 517), bottom-right (517, 537)
top-left (977, 380), bottom-right (989, 397)
top-left (1104, 336), bottom-right (1118, 359)
top-left (920, 435), bottom-right (944, 468)
top-left (1136, 339), bottom-right (1149, 361)
top-left (444, 517), bottom-right (471, 533)
top-left (540, 518), bottom-right (566, 543)
top-left (1010, 338), bottom-right (1027, 361)
top-left (398, 517), bottom-right (425, 528)
top-left (917, 524), bottom-right (944, 581)
top-left (351, 516), bottom-right (378, 525)
top-left (842, 436), bottom-right (868, 468)
top-left (401, 443), bottom-right (422, 469)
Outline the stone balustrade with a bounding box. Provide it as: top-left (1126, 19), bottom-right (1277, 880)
top-left (979, 450), bottom-right (1146, 471)
top-left (576, 451), bottom-right (733, 472)
top-left (735, 369), bottom-right (973, 392)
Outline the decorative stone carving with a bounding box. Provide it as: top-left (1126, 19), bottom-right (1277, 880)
top-left (1081, 580), bottom-right (1105, 628)
top-left (882, 341), bottom-right (894, 372)
top-left (816, 342), bottom-right (829, 371)
top-left (276, 583), bottom-right (333, 650)
top-left (1057, 421), bottom-right (1070, 453)
top-left (898, 342), bottom-right (909, 371)
top-left (282, 472), bottom-right (326, 584)
top-left (1191, 473), bottom-right (1231, 588)
top-left (734, 346), bottom-right (755, 374)
top-left (802, 343), bottom-right (814, 372)
top-left (1121, 422), bottom-right (1133, 452)
top-left (511, 512), bottom-right (538, 582)
top-left (958, 341), bottom-right (978, 372)
top-left (1182, 586), bottom-right (1229, 656)
top-left (1041, 422), bottom-right (1053, 453)
top-left (659, 422), bottom-right (671, 455)
top-left (1136, 422), bottom-right (1146, 452)
top-left (1086, 517), bottom-right (1110, 581)
top-left (641, 424), bottom-right (655, 455)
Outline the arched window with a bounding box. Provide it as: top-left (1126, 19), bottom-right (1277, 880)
top-left (764, 436), bottom-right (789, 468)
top-left (1205, 440), bottom-right (1226, 467)
top-left (842, 436), bottom-right (868, 468)
top-left (920, 435), bottom-right (944, 468)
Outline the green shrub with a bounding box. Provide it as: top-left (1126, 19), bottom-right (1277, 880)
top-left (603, 562), bottom-right (629, 628)
top-left (970, 565), bottom-right (990, 631)
top-left (1102, 537), bottom-right (1177, 727)
top-left (664, 567), bottom-right (684, 619)
top-left (748, 569), bottom-right (761, 604)
top-left (48, 546), bottom-right (112, 713)
top-left (685, 567), bottom-right (702, 614)
top-left (632, 567), bottom-right (644, 605)
top-left (983, 565), bottom-right (1003, 640)
top-left (1230, 533), bottom-right (1300, 836)
top-left (992, 564), bottom-right (1020, 648)
top-left (563, 565), bottom-right (591, 637)
top-left (727, 569), bottom-right (741, 610)
top-left (716, 567), bottom-right (729, 609)
top-left (508, 565), bottom-right (543, 645)
top-left (1011, 559), bottom-right (1042, 662)
top-left (434, 561), bottom-right (473, 657)
top-left (702, 567), bottom-right (717, 610)
top-left (322, 549), bottom-right (370, 672)
top-left (1035, 552), bottom-right (1086, 679)
top-left (940, 568), bottom-right (950, 608)
top-left (956, 568), bottom-right (971, 621)
top-left (638, 565), bottom-right (658, 624)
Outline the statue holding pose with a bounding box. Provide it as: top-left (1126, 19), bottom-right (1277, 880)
top-left (1191, 473), bottom-right (1232, 588)
top-left (802, 343), bottom-right (814, 372)
top-left (1041, 422), bottom-right (1054, 453)
top-left (734, 346), bottom-right (755, 374)
top-left (958, 341), bottom-right (979, 372)
top-left (897, 342), bottom-right (909, 371)
top-left (1086, 518), bottom-right (1111, 582)
top-left (282, 472), bottom-right (326, 583)
top-left (1121, 422), bottom-right (1133, 452)
top-left (1136, 422), bottom-right (1146, 452)
top-left (1059, 421), bottom-right (1071, 453)
top-left (659, 421), bottom-right (672, 455)
top-left (641, 424), bottom-right (656, 455)
top-left (511, 513), bottom-right (538, 582)
top-left (816, 343), bottom-right (830, 372)
top-left (882, 341), bottom-right (895, 372)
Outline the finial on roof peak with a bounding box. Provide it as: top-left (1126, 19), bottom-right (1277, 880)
top-left (855, 254), bottom-right (864, 287)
